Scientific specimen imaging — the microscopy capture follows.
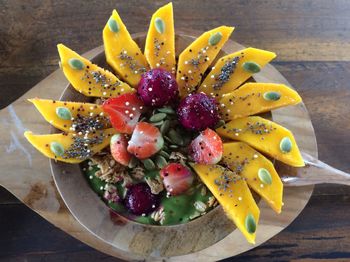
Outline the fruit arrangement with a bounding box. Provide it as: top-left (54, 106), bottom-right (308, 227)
top-left (24, 3), bottom-right (304, 244)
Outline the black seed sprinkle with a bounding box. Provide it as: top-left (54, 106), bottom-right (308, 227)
top-left (212, 57), bottom-right (240, 90)
top-left (71, 115), bottom-right (108, 133)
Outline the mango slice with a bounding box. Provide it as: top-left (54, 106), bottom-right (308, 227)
top-left (28, 98), bottom-right (110, 133)
top-left (176, 26), bottom-right (234, 97)
top-left (144, 3), bottom-right (176, 72)
top-left (222, 142), bottom-right (283, 213)
top-left (217, 116), bottom-right (304, 167)
top-left (191, 163), bottom-right (259, 244)
top-left (198, 48), bottom-right (276, 98)
top-left (24, 128), bottom-right (115, 163)
top-left (57, 44), bottom-right (133, 97)
top-left (103, 10), bottom-right (149, 87)
top-left (219, 83), bottom-right (302, 120)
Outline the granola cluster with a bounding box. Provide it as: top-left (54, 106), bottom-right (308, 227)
top-left (91, 153), bottom-right (128, 183)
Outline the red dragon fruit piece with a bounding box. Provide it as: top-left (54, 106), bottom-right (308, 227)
top-left (124, 183), bottom-right (160, 215)
top-left (177, 93), bottom-right (220, 131)
top-left (137, 68), bottom-right (179, 107)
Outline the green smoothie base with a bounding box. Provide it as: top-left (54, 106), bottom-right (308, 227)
top-left (82, 162), bottom-right (215, 225)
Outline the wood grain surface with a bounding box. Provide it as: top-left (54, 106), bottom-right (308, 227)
top-left (0, 0), bottom-right (350, 261)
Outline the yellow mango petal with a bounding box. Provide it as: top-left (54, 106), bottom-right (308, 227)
top-left (24, 128), bottom-right (115, 163)
top-left (219, 83), bottom-right (302, 120)
top-left (217, 116), bottom-right (304, 167)
top-left (176, 26), bottom-right (234, 97)
top-left (191, 163), bottom-right (259, 244)
top-left (28, 98), bottom-right (110, 132)
top-left (198, 48), bottom-right (276, 97)
top-left (103, 9), bottom-right (149, 87)
top-left (145, 3), bottom-right (176, 72)
top-left (57, 44), bottom-right (133, 97)
top-left (222, 142), bottom-right (283, 213)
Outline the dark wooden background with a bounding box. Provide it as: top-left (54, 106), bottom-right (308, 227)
top-left (1, 0), bottom-right (350, 261)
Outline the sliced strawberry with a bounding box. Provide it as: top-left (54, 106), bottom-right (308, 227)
top-left (189, 128), bottom-right (223, 165)
top-left (160, 163), bottom-right (194, 195)
top-left (102, 93), bottom-right (144, 134)
top-left (110, 133), bottom-right (132, 166)
top-left (127, 122), bottom-right (164, 159)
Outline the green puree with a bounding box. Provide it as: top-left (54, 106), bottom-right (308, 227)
top-left (82, 162), bottom-right (214, 226)
top-left (83, 163), bottom-right (126, 213)
top-left (84, 165), bottom-right (105, 196)
top-left (161, 186), bottom-right (212, 225)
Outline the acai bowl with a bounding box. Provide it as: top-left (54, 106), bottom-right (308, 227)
top-left (24, 2), bottom-right (307, 257)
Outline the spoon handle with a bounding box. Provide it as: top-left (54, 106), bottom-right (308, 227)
top-left (281, 152), bottom-right (350, 186)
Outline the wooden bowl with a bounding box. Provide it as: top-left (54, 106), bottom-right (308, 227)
top-left (50, 32), bottom-right (317, 259)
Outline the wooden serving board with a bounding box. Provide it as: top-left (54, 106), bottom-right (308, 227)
top-left (0, 32), bottom-right (316, 261)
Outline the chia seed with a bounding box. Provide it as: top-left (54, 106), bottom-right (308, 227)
top-left (118, 50), bottom-right (147, 74)
top-left (212, 57), bottom-right (240, 90)
top-left (62, 132), bottom-right (105, 160)
top-left (80, 70), bottom-right (122, 95)
top-left (226, 121), bottom-right (274, 136)
top-left (153, 38), bottom-right (161, 57)
top-left (215, 166), bottom-right (245, 193)
top-left (72, 115), bottom-right (108, 133)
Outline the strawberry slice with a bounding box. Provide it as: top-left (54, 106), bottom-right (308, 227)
top-left (110, 133), bottom-right (132, 166)
top-left (189, 128), bottom-right (223, 165)
top-left (160, 163), bottom-right (194, 195)
top-left (102, 93), bottom-right (144, 134)
top-left (127, 122), bottom-right (164, 159)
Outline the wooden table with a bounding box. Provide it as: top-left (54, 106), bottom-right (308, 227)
top-left (1, 0), bottom-right (350, 261)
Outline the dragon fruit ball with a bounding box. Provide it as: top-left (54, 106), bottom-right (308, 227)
top-left (177, 93), bottom-right (220, 131)
top-left (124, 183), bottom-right (160, 215)
top-left (137, 68), bottom-right (179, 107)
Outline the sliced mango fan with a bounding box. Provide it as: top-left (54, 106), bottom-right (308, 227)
top-left (24, 2), bottom-right (305, 244)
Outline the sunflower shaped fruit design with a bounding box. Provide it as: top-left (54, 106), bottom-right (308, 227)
top-left (24, 3), bottom-right (304, 244)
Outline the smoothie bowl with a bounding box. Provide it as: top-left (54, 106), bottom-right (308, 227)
top-left (23, 2), bottom-right (305, 258)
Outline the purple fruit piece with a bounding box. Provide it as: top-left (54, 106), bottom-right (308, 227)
top-left (177, 93), bottom-right (220, 131)
top-left (137, 68), bottom-right (179, 107)
top-left (124, 183), bottom-right (160, 215)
